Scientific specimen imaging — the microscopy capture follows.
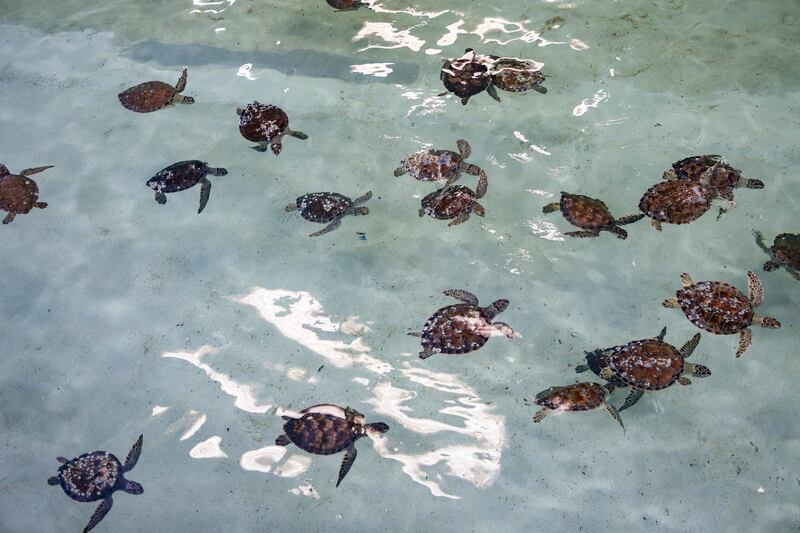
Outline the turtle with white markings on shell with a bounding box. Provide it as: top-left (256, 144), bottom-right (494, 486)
top-left (285, 191), bottom-right (371, 237)
top-left (394, 139), bottom-right (485, 186)
top-left (237, 101), bottom-right (308, 155)
top-left (419, 170), bottom-right (487, 226)
top-left (532, 382), bottom-right (624, 430)
top-left (439, 49), bottom-right (501, 105)
top-left (146, 160), bottom-right (227, 214)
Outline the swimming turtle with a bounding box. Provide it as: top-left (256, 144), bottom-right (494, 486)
top-left (532, 382), bottom-right (623, 430)
top-left (419, 172), bottom-right (487, 227)
top-left (327, 0), bottom-right (368, 10)
top-left (285, 191), bottom-right (371, 237)
top-left (409, 289), bottom-right (514, 359)
top-left (665, 155), bottom-right (764, 202)
top-left (0, 163), bottom-right (51, 224)
top-left (542, 192), bottom-right (644, 239)
top-left (394, 139), bottom-right (485, 186)
top-left (490, 57), bottom-right (547, 94)
top-left (48, 435), bottom-right (143, 533)
top-left (275, 404), bottom-right (389, 487)
top-left (237, 101), bottom-right (308, 155)
top-left (439, 49), bottom-right (501, 105)
top-left (638, 178), bottom-right (716, 230)
top-left (594, 329), bottom-right (710, 411)
top-left (754, 231), bottom-right (800, 281)
top-left (146, 160), bottom-right (227, 214)
top-left (118, 68), bottom-right (194, 113)
top-left (663, 271), bottom-right (781, 357)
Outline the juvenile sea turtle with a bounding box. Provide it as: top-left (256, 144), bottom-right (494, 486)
top-left (531, 382), bottom-right (623, 430)
top-left (48, 435), bottom-right (143, 533)
top-left (285, 191), bottom-right (371, 237)
top-left (490, 57), bottom-right (547, 94)
top-left (394, 139), bottom-right (485, 186)
top-left (146, 160), bottom-right (227, 214)
top-left (0, 163), bottom-right (51, 224)
top-left (542, 192), bottom-right (644, 239)
top-left (638, 179), bottom-right (715, 230)
top-left (409, 289), bottom-right (514, 359)
top-left (118, 68), bottom-right (194, 113)
top-left (275, 404), bottom-right (389, 487)
top-left (419, 172), bottom-right (487, 226)
top-left (754, 231), bottom-right (800, 281)
top-left (665, 155), bottom-right (764, 202)
top-left (237, 101), bottom-right (308, 155)
top-left (327, 0), bottom-right (367, 10)
top-left (439, 49), bottom-right (501, 105)
top-left (596, 329), bottom-right (710, 411)
top-left (663, 271), bottom-right (781, 357)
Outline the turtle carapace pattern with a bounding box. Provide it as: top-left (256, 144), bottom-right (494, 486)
top-left (275, 404), bottom-right (389, 487)
top-left (409, 289), bottom-right (514, 359)
top-left (118, 69), bottom-right (194, 113)
top-left (146, 160), bottom-right (227, 214)
top-left (490, 57), bottom-right (547, 94)
top-left (665, 155), bottom-right (764, 202)
top-left (0, 163), bottom-right (51, 224)
top-left (663, 271), bottom-right (781, 357)
top-left (543, 191), bottom-right (643, 239)
top-left (394, 139), bottom-right (485, 186)
top-left (419, 171), bottom-right (487, 226)
top-left (754, 231), bottom-right (800, 281)
top-left (439, 49), bottom-right (501, 105)
top-left (285, 191), bottom-right (371, 237)
top-left (532, 382), bottom-right (624, 430)
top-left (237, 101), bottom-right (308, 155)
top-left (48, 435), bottom-right (143, 533)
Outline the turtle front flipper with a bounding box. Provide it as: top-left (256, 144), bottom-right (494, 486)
top-left (575, 363), bottom-right (590, 373)
top-left (198, 178), bottom-right (212, 214)
top-left (123, 435), bottom-right (143, 472)
top-left (3, 213), bottom-right (16, 224)
top-left (251, 143), bottom-right (270, 153)
top-left (532, 407), bottom-right (551, 423)
top-left (309, 218), bottom-right (341, 237)
top-left (565, 230), bottom-right (601, 238)
top-left (336, 444), bottom-right (358, 487)
top-left (533, 85), bottom-right (547, 94)
top-left (419, 346), bottom-right (435, 359)
top-left (604, 403), bottom-right (625, 431)
top-left (288, 130), bottom-right (309, 140)
top-left (655, 326), bottom-right (667, 342)
top-left (447, 211), bottom-right (470, 226)
top-left (736, 328), bottom-right (752, 358)
top-left (618, 388), bottom-right (644, 412)
top-left (444, 172), bottom-right (462, 186)
top-left (492, 322), bottom-right (515, 338)
top-left (475, 171), bottom-right (488, 199)
top-left (606, 225), bottom-right (628, 239)
top-left (615, 213), bottom-right (644, 226)
top-left (175, 68), bottom-right (188, 92)
top-left (444, 289), bottom-right (478, 305)
top-left (353, 190), bottom-right (372, 205)
top-left (393, 166), bottom-right (407, 177)
top-left (680, 273), bottom-right (693, 286)
top-left (650, 218), bottom-right (663, 231)
top-left (20, 165), bottom-right (54, 176)
top-left (275, 434), bottom-right (291, 446)
top-left (487, 84), bottom-right (501, 102)
top-left (746, 270), bottom-right (764, 307)
top-left (753, 230), bottom-right (772, 255)
top-left (84, 496), bottom-right (113, 533)
top-left (678, 333), bottom-right (701, 358)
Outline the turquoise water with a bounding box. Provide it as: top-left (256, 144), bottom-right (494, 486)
top-left (1, 1), bottom-right (799, 531)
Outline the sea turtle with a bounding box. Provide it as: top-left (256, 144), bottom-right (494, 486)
top-left (409, 289), bottom-right (514, 359)
top-left (531, 382), bottom-right (623, 430)
top-left (638, 179), bottom-right (716, 230)
top-left (419, 174), bottom-right (486, 227)
top-left (754, 230), bottom-right (800, 281)
top-left (237, 101), bottom-right (308, 155)
top-left (594, 329), bottom-right (710, 411)
top-left (665, 155), bottom-right (764, 202)
top-left (394, 139), bottom-right (485, 186)
top-left (146, 160), bottom-right (227, 214)
top-left (327, 0), bottom-right (368, 10)
top-left (542, 192), bottom-right (644, 239)
top-left (48, 435), bottom-right (143, 533)
top-left (275, 404), bottom-right (389, 487)
top-left (663, 271), bottom-right (781, 357)
top-left (285, 191), bottom-right (371, 237)
top-left (439, 49), bottom-right (501, 105)
top-left (0, 163), bottom-right (51, 224)
top-left (490, 57), bottom-right (547, 94)
top-left (118, 68), bottom-right (194, 113)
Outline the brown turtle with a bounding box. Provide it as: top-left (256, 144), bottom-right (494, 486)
top-left (542, 192), bottom-right (643, 239)
top-left (118, 68), bottom-right (194, 113)
top-left (665, 155), bottom-right (764, 203)
top-left (237, 101), bottom-right (308, 155)
top-left (275, 404), bottom-right (389, 487)
top-left (490, 57), bottom-right (547, 94)
top-left (394, 139), bottom-right (485, 186)
top-left (0, 163), bottom-right (51, 224)
top-left (285, 191), bottom-right (371, 237)
top-left (327, 0), bottom-right (368, 10)
top-left (531, 382), bottom-right (623, 430)
top-left (597, 329), bottom-right (710, 411)
top-left (638, 178), bottom-right (716, 230)
top-left (419, 172), bottom-right (487, 227)
top-left (146, 161), bottom-right (227, 214)
top-left (663, 271), bottom-right (781, 357)
top-left (439, 49), bottom-right (501, 105)
top-left (409, 289), bottom-right (514, 359)
top-left (754, 231), bottom-right (800, 281)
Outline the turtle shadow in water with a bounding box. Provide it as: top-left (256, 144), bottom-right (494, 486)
top-left (125, 41), bottom-right (420, 85)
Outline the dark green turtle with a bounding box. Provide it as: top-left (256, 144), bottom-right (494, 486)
top-left (490, 57), bottom-right (547, 94)
top-left (276, 404), bottom-right (389, 487)
top-left (285, 191), bottom-right (371, 237)
top-left (754, 231), bottom-right (800, 281)
top-left (146, 160), bottom-right (227, 213)
top-left (327, 0), bottom-right (368, 10)
top-left (439, 49), bottom-right (501, 105)
top-left (532, 382), bottom-right (623, 430)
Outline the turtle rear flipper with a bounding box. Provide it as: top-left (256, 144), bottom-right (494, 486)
top-left (487, 84), bottom-right (501, 103)
top-left (288, 130), bottom-right (308, 140)
top-left (3, 213), bottom-right (16, 224)
top-left (155, 192), bottom-right (167, 205)
top-left (447, 212), bottom-right (470, 226)
top-left (336, 444), bottom-right (357, 487)
top-left (393, 166), bottom-right (407, 177)
top-left (575, 363), bottom-right (590, 373)
top-left (618, 388), bottom-right (644, 412)
top-left (275, 434), bottom-right (291, 446)
top-left (84, 496), bottom-right (113, 533)
top-left (475, 171), bottom-right (488, 199)
top-left (605, 403), bottom-right (625, 431)
top-left (353, 191), bottom-right (372, 205)
top-left (20, 165), bottom-right (53, 176)
top-left (565, 230), bottom-right (601, 238)
top-left (533, 85), bottom-right (547, 94)
top-left (124, 435), bottom-right (143, 471)
top-left (655, 327), bottom-right (667, 342)
top-left (35, 202), bottom-right (47, 209)
top-left (47, 476), bottom-right (60, 486)
top-left (615, 213), bottom-right (644, 226)
top-left (443, 289), bottom-right (478, 305)
top-left (746, 270), bottom-right (764, 307)
top-left (678, 333), bottom-right (701, 358)
top-left (532, 408), bottom-right (550, 423)
top-left (198, 178), bottom-right (211, 214)
top-left (606, 226), bottom-right (628, 239)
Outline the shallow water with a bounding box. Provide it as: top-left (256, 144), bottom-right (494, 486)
top-left (1, 1), bottom-right (799, 532)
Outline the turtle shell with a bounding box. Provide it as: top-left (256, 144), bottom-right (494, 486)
top-left (639, 180), bottom-right (712, 224)
top-left (559, 193), bottom-right (613, 229)
top-left (118, 81), bottom-right (176, 113)
top-left (54, 452), bottom-right (121, 503)
top-left (421, 185), bottom-right (475, 219)
top-left (608, 340), bottom-right (684, 390)
top-left (238, 102), bottom-right (289, 143)
top-left (402, 150), bottom-right (461, 182)
top-left (0, 174), bottom-right (39, 215)
top-left (440, 54), bottom-right (491, 98)
top-left (773, 233), bottom-right (800, 269)
top-left (491, 58), bottom-right (545, 92)
top-left (327, 0), bottom-right (360, 7)
top-left (677, 281), bottom-right (753, 334)
top-left (146, 161), bottom-right (206, 194)
top-left (670, 155), bottom-right (742, 198)
top-left (282, 412), bottom-right (355, 455)
top-left (535, 383), bottom-right (606, 412)
top-left (295, 192), bottom-right (352, 223)
top-left (421, 304), bottom-right (494, 354)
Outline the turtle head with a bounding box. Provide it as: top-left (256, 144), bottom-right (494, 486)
top-left (763, 260), bottom-right (780, 272)
top-left (691, 364), bottom-right (711, 378)
top-left (352, 206), bottom-right (369, 216)
top-left (740, 177), bottom-right (764, 189)
top-left (122, 480), bottom-right (143, 495)
top-left (366, 422), bottom-right (390, 434)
